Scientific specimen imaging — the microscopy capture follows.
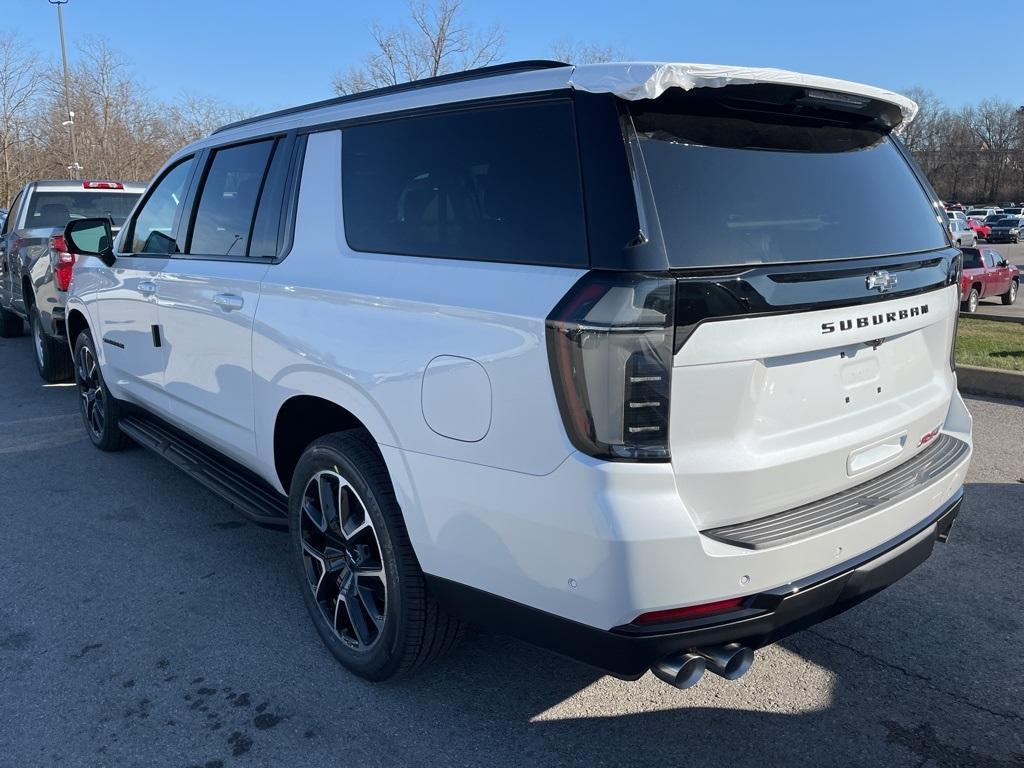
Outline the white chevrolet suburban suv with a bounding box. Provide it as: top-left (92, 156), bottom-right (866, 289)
top-left (62, 61), bottom-right (972, 689)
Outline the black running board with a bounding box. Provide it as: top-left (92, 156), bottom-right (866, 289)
top-left (118, 414), bottom-right (289, 529)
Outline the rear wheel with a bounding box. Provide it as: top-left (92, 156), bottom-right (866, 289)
top-left (30, 304), bottom-right (73, 382)
top-left (0, 306), bottom-right (23, 337)
top-left (1003, 279), bottom-right (1018, 306)
top-left (290, 430), bottom-right (463, 681)
top-left (963, 288), bottom-right (980, 313)
top-left (73, 329), bottom-right (129, 451)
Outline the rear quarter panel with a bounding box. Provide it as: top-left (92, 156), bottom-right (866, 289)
top-left (250, 129), bottom-right (583, 493)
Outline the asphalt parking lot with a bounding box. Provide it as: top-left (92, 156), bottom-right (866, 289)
top-left (0, 336), bottom-right (1022, 768)
top-left (972, 241), bottom-right (1024, 319)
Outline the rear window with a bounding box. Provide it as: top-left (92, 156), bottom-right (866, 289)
top-left (25, 191), bottom-right (140, 228)
top-left (630, 94), bottom-right (946, 268)
top-left (962, 251), bottom-right (983, 269)
top-left (341, 100), bottom-right (587, 267)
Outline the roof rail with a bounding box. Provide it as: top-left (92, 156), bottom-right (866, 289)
top-left (213, 59), bottom-right (571, 135)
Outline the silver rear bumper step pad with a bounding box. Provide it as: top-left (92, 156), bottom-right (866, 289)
top-left (702, 434), bottom-right (969, 550)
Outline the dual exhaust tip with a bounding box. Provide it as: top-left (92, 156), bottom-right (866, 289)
top-left (652, 643), bottom-right (754, 689)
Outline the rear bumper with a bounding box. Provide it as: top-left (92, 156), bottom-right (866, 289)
top-left (427, 490), bottom-right (962, 678)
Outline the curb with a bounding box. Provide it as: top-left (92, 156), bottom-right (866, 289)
top-left (961, 312), bottom-right (1024, 325)
top-left (957, 365), bottom-right (1024, 401)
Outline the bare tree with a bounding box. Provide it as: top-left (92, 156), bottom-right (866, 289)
top-left (332, 0), bottom-right (503, 95)
top-left (549, 39), bottom-right (625, 64)
top-left (165, 93), bottom-right (252, 146)
top-left (0, 31), bottom-right (44, 203)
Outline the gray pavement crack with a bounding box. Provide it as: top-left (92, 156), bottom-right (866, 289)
top-left (805, 629), bottom-right (1022, 722)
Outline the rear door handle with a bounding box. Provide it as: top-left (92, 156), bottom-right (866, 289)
top-left (213, 293), bottom-right (244, 311)
top-left (138, 281), bottom-right (157, 295)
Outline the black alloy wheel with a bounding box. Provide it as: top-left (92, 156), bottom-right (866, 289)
top-left (299, 468), bottom-right (388, 652)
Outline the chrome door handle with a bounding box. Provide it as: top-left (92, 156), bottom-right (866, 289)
top-left (138, 281), bottom-right (157, 295)
top-left (212, 293), bottom-right (244, 311)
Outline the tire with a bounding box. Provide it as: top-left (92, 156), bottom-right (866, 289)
top-left (30, 304), bottom-right (73, 382)
top-left (290, 430), bottom-right (464, 681)
top-left (964, 288), bottom-right (980, 313)
top-left (73, 329), bottom-right (129, 451)
top-left (1002, 279), bottom-right (1018, 306)
top-left (0, 305), bottom-right (24, 337)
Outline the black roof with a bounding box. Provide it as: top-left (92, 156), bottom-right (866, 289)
top-left (213, 59), bottom-right (570, 135)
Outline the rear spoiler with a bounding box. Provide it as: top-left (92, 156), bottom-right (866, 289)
top-left (568, 62), bottom-right (917, 130)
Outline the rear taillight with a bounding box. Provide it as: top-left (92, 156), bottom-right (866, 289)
top-left (546, 272), bottom-right (675, 461)
top-left (950, 254), bottom-right (962, 372)
top-left (51, 234), bottom-right (76, 292)
top-left (633, 597), bottom-right (746, 626)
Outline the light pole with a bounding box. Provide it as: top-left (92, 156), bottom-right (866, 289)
top-left (49, 0), bottom-right (80, 179)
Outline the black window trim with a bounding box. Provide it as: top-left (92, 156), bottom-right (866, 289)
top-left (272, 133), bottom-right (307, 265)
top-left (121, 154), bottom-right (201, 258)
top-left (334, 91), bottom-right (592, 270)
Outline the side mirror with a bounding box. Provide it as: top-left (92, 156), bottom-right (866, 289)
top-left (64, 217), bottom-right (115, 267)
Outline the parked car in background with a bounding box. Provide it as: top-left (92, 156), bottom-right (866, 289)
top-left (0, 179), bottom-right (144, 381)
top-left (966, 217), bottom-right (991, 241)
top-left (1000, 206), bottom-right (1022, 217)
top-left (59, 61), bottom-right (971, 690)
top-left (966, 208), bottom-right (1000, 220)
top-left (960, 247), bottom-right (1019, 311)
top-left (986, 216), bottom-right (1021, 243)
top-left (948, 218), bottom-right (976, 246)
top-left (946, 210), bottom-right (967, 223)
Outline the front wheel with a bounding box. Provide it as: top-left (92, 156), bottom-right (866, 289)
top-left (290, 430), bottom-right (464, 681)
top-left (1003, 279), bottom-right (1018, 306)
top-left (73, 330), bottom-right (129, 451)
top-left (30, 305), bottom-right (73, 382)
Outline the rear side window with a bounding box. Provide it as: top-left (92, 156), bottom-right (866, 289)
top-left (630, 90), bottom-right (948, 268)
top-left (189, 140), bottom-right (275, 257)
top-left (130, 157), bottom-right (196, 254)
top-left (341, 101), bottom-right (587, 267)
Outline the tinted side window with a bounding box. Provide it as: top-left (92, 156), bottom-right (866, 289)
top-left (342, 101), bottom-right (587, 267)
top-left (2, 191), bottom-right (23, 235)
top-left (131, 158), bottom-right (196, 254)
top-left (189, 140), bottom-right (274, 257)
top-left (248, 140), bottom-right (290, 258)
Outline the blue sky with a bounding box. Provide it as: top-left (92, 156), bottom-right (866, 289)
top-left (5, 0), bottom-right (1016, 113)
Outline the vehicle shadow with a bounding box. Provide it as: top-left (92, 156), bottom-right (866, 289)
top-left (292, 479), bottom-right (1023, 768)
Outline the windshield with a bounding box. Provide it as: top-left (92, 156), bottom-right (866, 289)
top-left (985, 215), bottom-right (1006, 223)
top-left (962, 251), bottom-right (983, 269)
top-left (24, 191), bottom-right (140, 229)
top-left (630, 97), bottom-right (946, 267)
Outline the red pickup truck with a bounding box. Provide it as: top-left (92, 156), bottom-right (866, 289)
top-left (960, 247), bottom-right (1020, 312)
